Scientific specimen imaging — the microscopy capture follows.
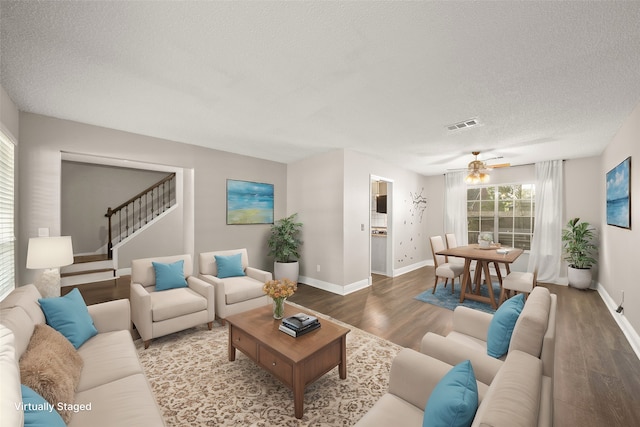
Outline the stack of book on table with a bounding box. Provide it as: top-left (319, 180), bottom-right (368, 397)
top-left (279, 313), bottom-right (321, 337)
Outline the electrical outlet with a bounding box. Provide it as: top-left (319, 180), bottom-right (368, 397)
top-left (616, 290), bottom-right (624, 313)
top-left (316, 264), bottom-right (321, 272)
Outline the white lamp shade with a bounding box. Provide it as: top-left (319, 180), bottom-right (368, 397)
top-left (26, 236), bottom-right (74, 269)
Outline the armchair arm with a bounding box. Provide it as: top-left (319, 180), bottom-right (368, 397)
top-left (452, 306), bottom-right (493, 340)
top-left (87, 299), bottom-right (131, 333)
top-left (246, 267), bottom-right (272, 283)
top-left (187, 276), bottom-right (215, 321)
top-left (130, 283), bottom-right (152, 342)
top-left (199, 274), bottom-right (227, 316)
top-left (419, 332), bottom-right (503, 385)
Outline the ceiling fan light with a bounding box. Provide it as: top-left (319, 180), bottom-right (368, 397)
top-left (465, 170), bottom-right (490, 184)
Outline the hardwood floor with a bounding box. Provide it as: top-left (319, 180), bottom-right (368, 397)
top-left (70, 266), bottom-right (640, 426)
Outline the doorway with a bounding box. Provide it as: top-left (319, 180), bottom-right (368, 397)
top-left (370, 176), bottom-right (393, 277)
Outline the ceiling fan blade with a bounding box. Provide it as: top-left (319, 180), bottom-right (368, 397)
top-left (487, 163), bottom-right (510, 169)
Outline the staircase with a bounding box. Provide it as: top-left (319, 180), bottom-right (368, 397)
top-left (61, 254), bottom-right (117, 287)
top-left (105, 172), bottom-right (176, 258)
top-left (62, 172), bottom-right (177, 287)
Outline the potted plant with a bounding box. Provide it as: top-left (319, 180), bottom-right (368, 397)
top-left (267, 213), bottom-right (302, 283)
top-left (562, 217), bottom-right (597, 289)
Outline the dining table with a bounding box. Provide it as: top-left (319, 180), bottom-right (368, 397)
top-left (436, 244), bottom-right (524, 309)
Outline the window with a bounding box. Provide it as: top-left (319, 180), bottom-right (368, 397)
top-left (467, 184), bottom-right (535, 250)
top-left (0, 130), bottom-right (16, 300)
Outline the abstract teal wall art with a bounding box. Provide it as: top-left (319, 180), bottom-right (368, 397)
top-left (227, 179), bottom-right (274, 224)
top-left (606, 157), bottom-right (631, 229)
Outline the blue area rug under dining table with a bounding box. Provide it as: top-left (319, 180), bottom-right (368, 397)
top-left (414, 281), bottom-right (502, 314)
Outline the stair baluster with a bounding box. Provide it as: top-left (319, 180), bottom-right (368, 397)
top-left (105, 173), bottom-right (176, 259)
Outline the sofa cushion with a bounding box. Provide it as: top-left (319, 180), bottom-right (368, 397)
top-left (486, 294), bottom-right (525, 358)
top-left (21, 385), bottom-right (66, 427)
top-left (0, 284), bottom-right (46, 325)
top-left (215, 253), bottom-right (246, 278)
top-left (20, 324), bottom-right (84, 423)
top-left (354, 393), bottom-right (424, 427)
top-left (1, 324), bottom-right (23, 427)
top-left (471, 350), bottom-right (542, 427)
top-left (423, 360), bottom-right (478, 427)
top-left (70, 374), bottom-right (165, 427)
top-left (150, 287), bottom-right (207, 322)
top-left (223, 276), bottom-right (266, 304)
top-left (76, 330), bottom-right (144, 392)
top-left (39, 288), bottom-right (98, 349)
top-left (0, 306), bottom-right (34, 359)
top-left (153, 260), bottom-right (188, 291)
top-left (509, 287), bottom-right (551, 358)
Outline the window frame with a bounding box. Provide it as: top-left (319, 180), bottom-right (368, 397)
top-left (0, 128), bottom-right (16, 300)
top-left (467, 182), bottom-right (535, 251)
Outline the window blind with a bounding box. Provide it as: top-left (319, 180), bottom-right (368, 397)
top-left (0, 131), bottom-right (15, 300)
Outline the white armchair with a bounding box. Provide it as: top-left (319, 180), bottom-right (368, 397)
top-left (198, 248), bottom-right (272, 324)
top-left (130, 254), bottom-right (215, 349)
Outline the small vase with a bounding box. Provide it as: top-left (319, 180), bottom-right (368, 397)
top-left (272, 298), bottom-right (286, 319)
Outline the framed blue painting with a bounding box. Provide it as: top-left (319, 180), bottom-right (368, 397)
top-left (606, 157), bottom-right (631, 229)
top-left (226, 179), bottom-right (274, 225)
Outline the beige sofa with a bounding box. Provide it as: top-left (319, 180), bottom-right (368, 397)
top-left (130, 254), bottom-right (215, 348)
top-left (354, 348), bottom-right (553, 427)
top-left (420, 286), bottom-right (557, 383)
top-left (0, 284), bottom-right (165, 426)
top-left (198, 248), bottom-right (271, 323)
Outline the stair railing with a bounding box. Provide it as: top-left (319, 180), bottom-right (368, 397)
top-left (105, 173), bottom-right (176, 258)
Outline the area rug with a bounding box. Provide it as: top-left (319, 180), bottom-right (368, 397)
top-left (135, 308), bottom-right (402, 426)
top-left (414, 281), bottom-right (502, 314)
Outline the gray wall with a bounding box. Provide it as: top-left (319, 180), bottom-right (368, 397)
top-left (61, 161), bottom-right (171, 253)
top-left (18, 112), bottom-right (287, 284)
top-left (600, 102), bottom-right (640, 345)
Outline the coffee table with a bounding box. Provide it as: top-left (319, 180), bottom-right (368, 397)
top-left (226, 304), bottom-right (350, 419)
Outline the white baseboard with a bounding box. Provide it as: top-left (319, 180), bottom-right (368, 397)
top-left (298, 275), bottom-right (371, 296)
top-left (597, 282), bottom-right (640, 361)
top-left (393, 260), bottom-right (431, 277)
top-left (117, 267), bottom-right (131, 277)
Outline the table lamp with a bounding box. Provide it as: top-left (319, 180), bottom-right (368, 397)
top-left (26, 236), bottom-right (74, 298)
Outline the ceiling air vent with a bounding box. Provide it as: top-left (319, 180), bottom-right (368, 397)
top-left (446, 118), bottom-right (480, 132)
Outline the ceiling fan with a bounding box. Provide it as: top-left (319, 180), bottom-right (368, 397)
top-left (463, 151), bottom-right (510, 184)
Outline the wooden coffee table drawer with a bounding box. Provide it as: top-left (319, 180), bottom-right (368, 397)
top-left (259, 345), bottom-right (293, 386)
top-left (230, 327), bottom-right (258, 359)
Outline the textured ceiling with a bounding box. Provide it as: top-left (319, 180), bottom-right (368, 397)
top-left (2, 1), bottom-right (640, 175)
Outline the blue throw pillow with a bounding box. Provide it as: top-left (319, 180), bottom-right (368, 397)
top-left (215, 253), bottom-right (246, 279)
top-left (423, 360), bottom-right (478, 427)
top-left (38, 288), bottom-right (98, 349)
top-left (153, 260), bottom-right (188, 291)
top-left (486, 293), bottom-right (526, 358)
top-left (21, 384), bottom-right (66, 427)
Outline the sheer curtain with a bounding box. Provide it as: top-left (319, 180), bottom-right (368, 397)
top-left (444, 171), bottom-right (468, 245)
top-left (528, 160), bottom-right (563, 283)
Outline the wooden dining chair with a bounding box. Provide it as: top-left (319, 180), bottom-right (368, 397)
top-left (430, 236), bottom-right (464, 294)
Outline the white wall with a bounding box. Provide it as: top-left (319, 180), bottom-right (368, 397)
top-left (287, 150), bottom-right (345, 289)
top-left (1, 86), bottom-right (19, 140)
top-left (18, 112), bottom-right (287, 284)
top-left (288, 149), bottom-right (432, 294)
top-left (599, 102), bottom-right (640, 347)
top-left (563, 156), bottom-right (602, 282)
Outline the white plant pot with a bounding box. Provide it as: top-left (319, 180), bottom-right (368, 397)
top-left (274, 261), bottom-right (299, 284)
top-left (568, 266), bottom-right (592, 289)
